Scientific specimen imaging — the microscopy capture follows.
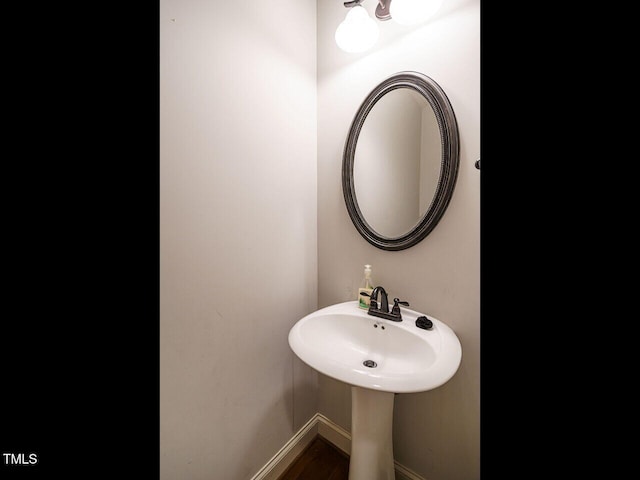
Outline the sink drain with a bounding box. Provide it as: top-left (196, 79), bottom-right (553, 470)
top-left (363, 359), bottom-right (377, 368)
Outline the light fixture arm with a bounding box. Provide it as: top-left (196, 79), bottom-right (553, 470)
top-left (375, 0), bottom-right (392, 20)
top-left (343, 0), bottom-right (392, 20)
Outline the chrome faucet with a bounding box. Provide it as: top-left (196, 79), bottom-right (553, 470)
top-left (363, 286), bottom-right (409, 322)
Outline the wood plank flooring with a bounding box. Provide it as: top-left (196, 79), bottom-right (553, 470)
top-left (276, 435), bottom-right (350, 480)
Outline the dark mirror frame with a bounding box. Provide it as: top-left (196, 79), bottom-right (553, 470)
top-left (342, 71), bottom-right (460, 251)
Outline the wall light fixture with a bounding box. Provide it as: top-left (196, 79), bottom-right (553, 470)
top-left (335, 0), bottom-right (444, 52)
top-left (335, 4), bottom-right (380, 53)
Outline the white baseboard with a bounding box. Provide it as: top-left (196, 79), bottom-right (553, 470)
top-left (316, 414), bottom-right (351, 456)
top-left (249, 414), bottom-right (319, 480)
top-left (250, 413), bottom-right (426, 480)
top-left (394, 462), bottom-right (429, 480)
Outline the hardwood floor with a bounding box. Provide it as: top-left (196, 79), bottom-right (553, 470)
top-left (276, 435), bottom-right (350, 480)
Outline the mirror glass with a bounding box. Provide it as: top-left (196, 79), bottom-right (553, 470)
top-left (353, 88), bottom-right (441, 238)
top-left (342, 71), bottom-right (459, 251)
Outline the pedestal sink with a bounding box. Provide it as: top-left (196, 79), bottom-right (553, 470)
top-left (288, 301), bottom-right (462, 480)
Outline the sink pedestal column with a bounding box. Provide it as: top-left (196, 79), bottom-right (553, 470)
top-left (349, 386), bottom-right (395, 480)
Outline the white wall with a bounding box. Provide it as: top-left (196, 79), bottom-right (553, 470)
top-left (317, 1), bottom-right (480, 479)
top-left (160, 1), bottom-right (318, 479)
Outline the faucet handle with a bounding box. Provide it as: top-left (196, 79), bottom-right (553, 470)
top-left (391, 298), bottom-right (409, 317)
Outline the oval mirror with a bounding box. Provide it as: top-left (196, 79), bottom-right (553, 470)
top-left (342, 71), bottom-right (459, 251)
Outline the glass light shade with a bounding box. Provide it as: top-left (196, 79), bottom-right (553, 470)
top-left (335, 5), bottom-right (380, 53)
top-left (389, 0), bottom-right (444, 26)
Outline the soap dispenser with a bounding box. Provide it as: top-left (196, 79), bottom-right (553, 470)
top-left (358, 264), bottom-right (374, 309)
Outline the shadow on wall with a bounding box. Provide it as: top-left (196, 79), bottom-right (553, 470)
top-left (318, 374), bottom-right (352, 432)
top-left (239, 357), bottom-right (317, 479)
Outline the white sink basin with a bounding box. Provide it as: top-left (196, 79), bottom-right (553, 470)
top-left (288, 300), bottom-right (462, 393)
top-left (289, 300), bottom-right (463, 479)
